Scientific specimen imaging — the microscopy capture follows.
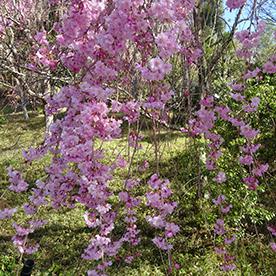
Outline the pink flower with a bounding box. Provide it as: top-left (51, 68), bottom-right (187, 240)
top-left (34, 31), bottom-right (49, 46)
top-left (243, 68), bottom-right (261, 80)
top-left (7, 167), bottom-right (28, 193)
top-left (196, 108), bottom-right (216, 130)
top-left (270, 242), bottom-right (276, 252)
top-left (84, 212), bottom-right (100, 228)
top-left (0, 208), bottom-right (17, 219)
top-left (226, 0), bottom-right (246, 10)
top-left (12, 223), bottom-right (31, 236)
top-left (165, 222), bottom-right (180, 237)
top-left (263, 61), bottom-right (276, 74)
top-left (224, 235), bottom-right (236, 245)
top-left (93, 61), bottom-right (118, 81)
top-left (267, 225), bottom-right (276, 236)
top-left (240, 125), bottom-right (259, 140)
top-left (241, 143), bottom-right (261, 154)
top-left (229, 117), bottom-right (245, 127)
top-left (242, 97), bottom-right (260, 112)
top-left (221, 204), bottom-right (232, 214)
top-left (119, 192), bottom-right (129, 203)
top-left (251, 97), bottom-right (260, 108)
top-left (96, 204), bottom-right (111, 215)
top-left (139, 57), bottom-right (172, 81)
top-left (146, 215), bottom-right (165, 228)
top-left (148, 174), bottom-right (162, 189)
top-left (29, 220), bottom-right (47, 230)
top-left (120, 101), bottom-right (140, 123)
top-left (161, 202), bottom-right (177, 215)
top-left (155, 29), bottom-right (180, 58)
top-left (82, 235), bottom-right (112, 260)
top-left (252, 163), bottom-right (269, 177)
top-left (125, 179), bottom-right (140, 190)
top-left (206, 159), bottom-right (216, 170)
top-left (214, 171), bottom-right (227, 183)
top-left (200, 96), bottom-right (214, 107)
top-left (87, 270), bottom-right (101, 276)
top-left (215, 106), bottom-right (231, 121)
top-left (221, 263), bottom-right (236, 271)
top-left (138, 160), bottom-right (149, 172)
top-left (243, 176), bottom-right (259, 190)
top-left (128, 131), bottom-right (143, 148)
top-left (80, 83), bottom-right (114, 102)
top-left (214, 219), bottom-right (226, 235)
top-left (125, 255), bottom-right (134, 264)
top-left (230, 93), bottom-right (245, 102)
top-left (239, 155), bottom-right (254, 165)
top-left (152, 236), bottom-right (173, 251)
top-left (48, 0), bottom-right (59, 5)
top-left (116, 156), bottom-right (128, 168)
top-left (215, 247), bottom-right (226, 255)
top-left (212, 195), bottom-right (226, 206)
top-left (229, 83), bottom-right (244, 91)
top-left (25, 244), bottom-right (39, 254)
top-left (146, 192), bottom-right (161, 208)
top-left (111, 100), bottom-right (121, 112)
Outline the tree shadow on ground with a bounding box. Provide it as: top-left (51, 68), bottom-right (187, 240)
top-left (141, 131), bottom-right (183, 144)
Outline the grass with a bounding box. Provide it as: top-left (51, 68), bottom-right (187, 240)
top-left (0, 112), bottom-right (275, 275)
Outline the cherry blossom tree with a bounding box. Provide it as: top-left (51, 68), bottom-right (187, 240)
top-left (0, 0), bottom-right (275, 274)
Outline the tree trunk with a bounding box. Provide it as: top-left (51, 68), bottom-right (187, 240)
top-left (43, 80), bottom-right (54, 138)
top-left (22, 100), bottom-right (29, 121)
top-left (45, 112), bottom-right (54, 137)
top-left (15, 78), bottom-right (29, 121)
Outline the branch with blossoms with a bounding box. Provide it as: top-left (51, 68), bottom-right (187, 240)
top-left (146, 174), bottom-right (179, 271)
top-left (0, 0), bottom-right (67, 123)
top-left (0, 0), bottom-right (275, 275)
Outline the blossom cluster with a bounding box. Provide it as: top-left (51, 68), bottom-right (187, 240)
top-left (146, 174), bottom-right (179, 251)
top-left (7, 167), bottom-right (29, 193)
top-left (226, 0), bottom-right (246, 10)
top-left (267, 225), bottom-right (276, 252)
top-left (12, 220), bottom-right (46, 254)
top-left (213, 198), bottom-right (236, 271)
top-left (235, 22), bottom-right (266, 60)
top-left (0, 208), bottom-right (17, 220)
top-left (119, 178), bottom-right (141, 251)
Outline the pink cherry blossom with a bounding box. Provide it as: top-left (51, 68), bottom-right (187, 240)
top-left (270, 242), bottom-right (276, 252)
top-left (239, 155), bottom-right (254, 165)
top-left (7, 167), bottom-right (28, 193)
top-left (152, 237), bottom-right (173, 251)
top-left (0, 208), bottom-right (17, 220)
top-left (165, 222), bottom-right (180, 238)
top-left (240, 125), bottom-right (259, 140)
top-left (214, 219), bottom-right (226, 236)
top-left (252, 163), bottom-right (269, 177)
top-left (212, 195), bottom-right (226, 206)
top-left (224, 235), bottom-right (236, 245)
top-left (221, 263), bottom-right (237, 271)
top-left (214, 171), bottom-right (227, 183)
top-left (243, 176), bottom-right (259, 190)
top-left (226, 0), bottom-right (246, 10)
top-left (221, 204), bottom-right (232, 214)
top-left (267, 225), bottom-right (276, 236)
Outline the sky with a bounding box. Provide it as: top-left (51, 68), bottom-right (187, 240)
top-left (223, 1), bottom-right (251, 31)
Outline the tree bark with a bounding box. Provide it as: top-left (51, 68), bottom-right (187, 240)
top-left (43, 80), bottom-right (54, 138)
